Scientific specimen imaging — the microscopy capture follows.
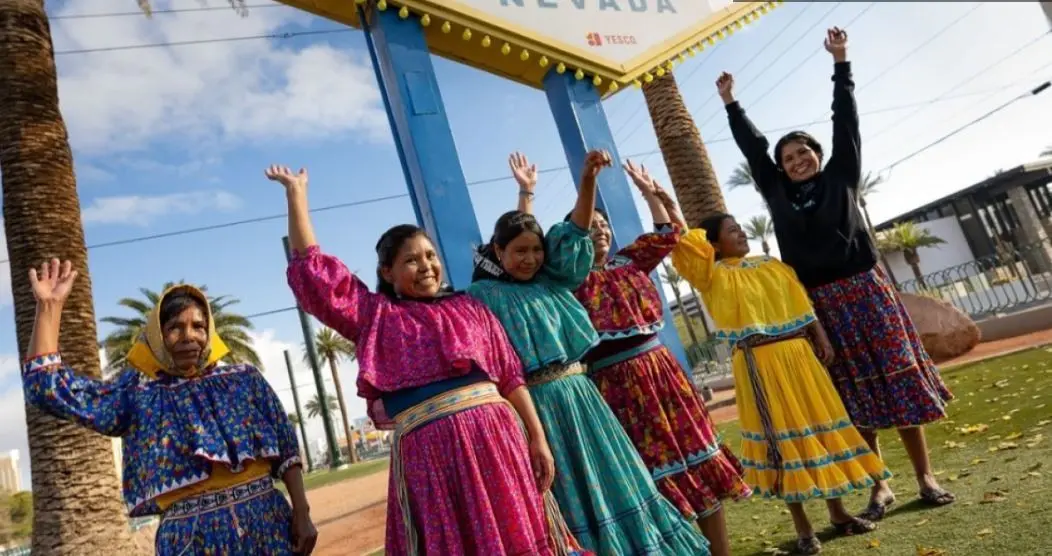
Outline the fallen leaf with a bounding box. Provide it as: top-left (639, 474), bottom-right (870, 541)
top-left (916, 547), bottom-right (947, 556)
top-left (1027, 472), bottom-right (1042, 479)
top-left (1038, 420), bottom-right (1051, 427)
top-left (1006, 432), bottom-right (1024, 440)
top-left (958, 424), bottom-right (989, 435)
top-left (971, 458), bottom-right (987, 465)
top-left (1002, 415), bottom-right (1013, 421)
top-left (995, 379), bottom-right (1010, 388)
top-left (944, 440), bottom-right (966, 449)
top-left (981, 491), bottom-right (1008, 503)
top-left (932, 470), bottom-right (946, 477)
top-left (1027, 462), bottom-right (1043, 472)
top-left (915, 519), bottom-right (930, 526)
top-left (976, 528), bottom-right (994, 538)
top-left (947, 474), bottom-right (959, 482)
top-left (998, 441), bottom-right (1020, 450)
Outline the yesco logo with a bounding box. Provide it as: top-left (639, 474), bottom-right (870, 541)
top-left (500, 0), bottom-right (679, 14)
top-left (586, 32), bottom-right (602, 46)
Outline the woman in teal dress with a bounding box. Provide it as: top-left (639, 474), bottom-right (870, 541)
top-left (467, 150), bottom-right (710, 555)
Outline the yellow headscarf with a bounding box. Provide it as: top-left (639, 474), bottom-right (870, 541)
top-left (126, 285), bottom-right (230, 378)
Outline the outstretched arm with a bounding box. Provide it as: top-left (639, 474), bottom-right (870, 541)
top-left (822, 27), bottom-right (862, 188)
top-left (267, 165), bottom-right (317, 254)
top-left (718, 72), bottom-right (780, 193)
top-left (569, 150), bottom-right (612, 231)
top-left (509, 152), bottom-right (537, 214)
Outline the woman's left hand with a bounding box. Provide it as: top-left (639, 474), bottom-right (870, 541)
top-left (529, 436), bottom-right (556, 492)
top-left (813, 335), bottom-right (835, 367)
top-left (291, 507), bottom-right (318, 555)
top-left (623, 159), bottom-right (657, 197)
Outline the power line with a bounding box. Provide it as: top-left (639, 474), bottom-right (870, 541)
top-left (50, 3), bottom-right (283, 20)
top-left (54, 28), bottom-right (354, 56)
top-left (0, 83), bottom-right (1023, 267)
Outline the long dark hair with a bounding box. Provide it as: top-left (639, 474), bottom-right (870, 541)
top-left (699, 213), bottom-right (733, 260)
top-left (375, 224), bottom-right (429, 298)
top-left (472, 210), bottom-right (546, 282)
top-left (159, 290), bottom-right (207, 327)
top-left (773, 131), bottom-right (824, 173)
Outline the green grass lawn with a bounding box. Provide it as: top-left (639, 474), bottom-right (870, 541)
top-left (720, 347), bottom-right (1052, 555)
top-left (275, 458), bottom-right (390, 495)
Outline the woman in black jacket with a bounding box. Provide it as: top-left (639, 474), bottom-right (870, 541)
top-left (716, 27), bottom-right (955, 522)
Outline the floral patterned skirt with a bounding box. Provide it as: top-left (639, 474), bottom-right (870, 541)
top-left (155, 477), bottom-right (294, 556)
top-left (808, 267), bottom-right (954, 430)
top-left (591, 340), bottom-right (751, 519)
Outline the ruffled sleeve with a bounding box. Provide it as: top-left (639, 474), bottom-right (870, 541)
top-left (617, 223), bottom-right (682, 274)
top-left (475, 301), bottom-right (527, 396)
top-left (287, 245), bottom-right (381, 343)
top-left (541, 221), bottom-right (595, 289)
top-left (670, 228), bottom-right (717, 292)
top-left (22, 353), bottom-right (139, 437)
top-left (244, 367), bottom-right (303, 478)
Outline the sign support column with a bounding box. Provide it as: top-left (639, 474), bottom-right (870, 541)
top-left (543, 71), bottom-right (691, 372)
top-left (360, 6), bottom-right (482, 289)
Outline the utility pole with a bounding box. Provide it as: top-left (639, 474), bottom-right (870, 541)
top-left (283, 349), bottom-right (314, 472)
top-left (1042, 2), bottom-right (1052, 27)
top-left (283, 235), bottom-right (342, 469)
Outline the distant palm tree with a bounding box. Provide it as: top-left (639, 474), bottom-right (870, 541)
top-left (661, 263), bottom-right (699, 347)
top-left (876, 222), bottom-right (946, 288)
top-left (306, 328), bottom-right (359, 463)
top-left (743, 214), bottom-right (775, 256)
top-left (726, 161), bottom-right (757, 192)
top-left (287, 412), bottom-right (301, 426)
top-left (305, 393), bottom-right (339, 419)
top-left (1042, 145), bottom-right (1052, 158)
top-left (100, 282), bottom-right (260, 372)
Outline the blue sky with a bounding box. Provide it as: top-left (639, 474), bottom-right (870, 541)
top-left (1, 0), bottom-right (1051, 486)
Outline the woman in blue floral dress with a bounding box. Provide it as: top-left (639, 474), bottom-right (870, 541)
top-left (467, 151), bottom-right (710, 555)
top-left (21, 259), bottom-right (317, 555)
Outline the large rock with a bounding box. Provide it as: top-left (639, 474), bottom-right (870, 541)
top-left (900, 292), bottom-right (981, 363)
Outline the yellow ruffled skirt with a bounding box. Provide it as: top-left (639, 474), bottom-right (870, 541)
top-left (732, 338), bottom-right (891, 502)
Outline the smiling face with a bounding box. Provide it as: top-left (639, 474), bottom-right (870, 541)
top-left (381, 233), bottom-right (444, 298)
top-left (497, 231), bottom-right (545, 281)
top-left (714, 216), bottom-right (751, 259)
top-left (779, 139), bottom-right (822, 183)
top-left (162, 302), bottom-right (209, 372)
top-left (590, 210), bottom-right (612, 262)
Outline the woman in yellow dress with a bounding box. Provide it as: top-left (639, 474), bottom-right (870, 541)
top-left (655, 185), bottom-right (890, 555)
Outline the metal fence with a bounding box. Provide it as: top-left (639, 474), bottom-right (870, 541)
top-left (894, 239), bottom-right (1052, 319)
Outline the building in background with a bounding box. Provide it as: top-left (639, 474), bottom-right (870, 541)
top-left (0, 450), bottom-right (22, 492)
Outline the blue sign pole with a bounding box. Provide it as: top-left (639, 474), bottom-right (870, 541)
top-left (543, 71), bottom-right (691, 372)
top-left (360, 6), bottom-right (482, 290)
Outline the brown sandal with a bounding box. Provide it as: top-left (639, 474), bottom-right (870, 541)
top-left (831, 516), bottom-right (877, 536)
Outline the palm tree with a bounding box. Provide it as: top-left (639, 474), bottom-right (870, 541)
top-left (642, 73), bottom-right (727, 226)
top-left (306, 328), bottom-right (359, 463)
top-left (661, 263), bottom-right (700, 348)
top-left (743, 214), bottom-right (775, 256)
top-left (876, 222), bottom-right (947, 288)
top-left (0, 1), bottom-right (139, 552)
top-left (305, 393), bottom-right (339, 419)
top-left (100, 283), bottom-right (260, 372)
top-left (726, 161), bottom-right (757, 193)
top-left (1041, 145), bottom-right (1052, 158)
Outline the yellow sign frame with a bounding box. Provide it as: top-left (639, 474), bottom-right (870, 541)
top-left (278, 0), bottom-right (781, 96)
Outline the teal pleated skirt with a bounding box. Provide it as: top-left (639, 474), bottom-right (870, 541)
top-left (529, 371), bottom-right (711, 556)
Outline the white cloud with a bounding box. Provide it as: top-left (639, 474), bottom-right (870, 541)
top-left (0, 220), bottom-right (10, 308)
top-left (75, 162), bottom-right (115, 184)
top-left (52, 0), bottom-right (388, 154)
top-left (81, 190), bottom-right (242, 226)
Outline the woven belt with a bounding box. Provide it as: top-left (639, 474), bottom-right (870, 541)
top-left (526, 361), bottom-right (586, 387)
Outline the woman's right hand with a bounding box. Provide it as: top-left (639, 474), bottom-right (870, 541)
top-left (581, 149), bottom-right (612, 181)
top-left (623, 159), bottom-right (657, 197)
top-left (29, 259), bottom-right (78, 306)
top-left (716, 72), bottom-right (735, 105)
top-left (265, 165), bottom-right (309, 194)
top-left (509, 152), bottom-right (537, 193)
top-left (529, 436), bottom-right (556, 492)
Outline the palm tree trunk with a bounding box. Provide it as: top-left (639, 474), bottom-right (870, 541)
top-left (762, 240), bottom-right (770, 256)
top-left (0, 2), bottom-right (139, 553)
top-left (642, 73), bottom-right (727, 227)
top-left (327, 358), bottom-right (358, 464)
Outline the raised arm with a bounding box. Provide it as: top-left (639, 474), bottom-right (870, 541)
top-left (718, 72), bottom-right (780, 194)
top-left (509, 152), bottom-right (537, 214)
top-left (269, 165), bottom-right (380, 341)
top-left (541, 221), bottom-right (595, 289)
top-left (822, 27), bottom-right (861, 187)
top-left (24, 260), bottom-right (137, 437)
top-left (568, 150), bottom-right (612, 231)
top-left (669, 229), bottom-right (717, 293)
top-left (617, 161), bottom-right (682, 273)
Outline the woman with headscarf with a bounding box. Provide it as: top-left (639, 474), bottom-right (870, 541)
top-left (21, 260), bottom-right (316, 555)
top-left (468, 150), bottom-right (710, 555)
top-left (509, 151), bottom-right (750, 556)
top-left (717, 27), bottom-right (954, 520)
top-left (271, 165), bottom-right (586, 556)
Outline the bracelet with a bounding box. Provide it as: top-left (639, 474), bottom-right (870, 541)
top-left (518, 190), bottom-right (535, 198)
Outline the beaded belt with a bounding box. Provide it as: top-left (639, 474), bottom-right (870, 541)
top-left (162, 476), bottom-right (274, 520)
top-left (526, 361), bottom-right (586, 387)
top-left (734, 330), bottom-right (809, 496)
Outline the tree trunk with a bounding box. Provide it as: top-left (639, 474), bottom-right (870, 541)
top-left (905, 250), bottom-right (927, 288)
top-left (326, 358), bottom-right (358, 464)
top-left (0, 1), bottom-right (140, 553)
top-left (642, 73), bottom-right (727, 227)
top-left (761, 240), bottom-right (770, 256)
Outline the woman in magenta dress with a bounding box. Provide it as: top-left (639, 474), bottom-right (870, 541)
top-left (269, 164), bottom-right (585, 556)
top-left (510, 152), bottom-right (750, 556)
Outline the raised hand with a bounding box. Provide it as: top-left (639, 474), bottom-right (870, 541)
top-left (652, 184), bottom-right (686, 230)
top-left (29, 259), bottom-right (78, 306)
top-left (623, 159), bottom-right (657, 197)
top-left (509, 152), bottom-right (537, 192)
top-left (716, 72), bottom-right (735, 105)
top-left (265, 165), bottom-right (308, 193)
top-left (824, 27), bottom-right (847, 62)
top-left (581, 150), bottom-right (612, 181)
